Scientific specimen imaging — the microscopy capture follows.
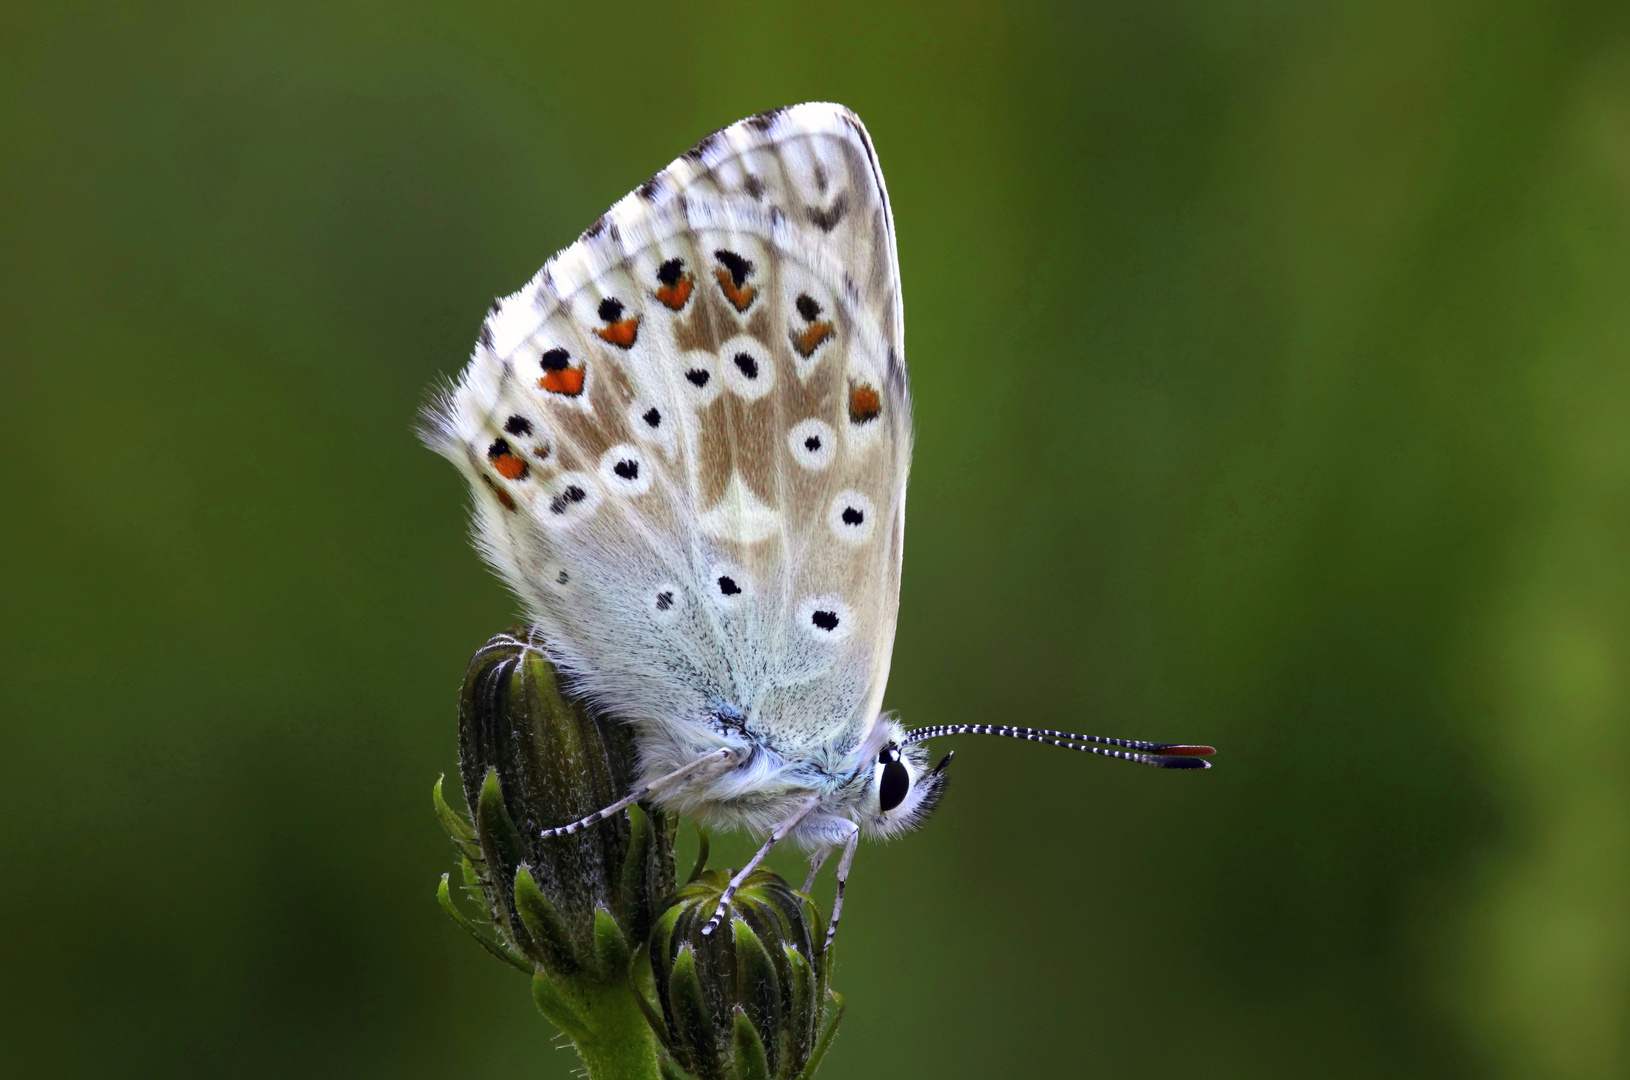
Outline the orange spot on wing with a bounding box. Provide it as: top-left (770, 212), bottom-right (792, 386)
top-left (655, 275), bottom-right (693, 311)
top-left (481, 475), bottom-right (518, 512)
top-left (715, 268), bottom-right (757, 312)
top-left (493, 453), bottom-right (528, 480)
top-left (848, 383), bottom-right (882, 424)
top-left (539, 367), bottom-right (586, 396)
top-left (791, 321), bottom-right (834, 358)
top-left (595, 317), bottom-right (640, 349)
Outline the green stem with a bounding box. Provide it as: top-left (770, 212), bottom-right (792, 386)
top-left (535, 972), bottom-right (664, 1080)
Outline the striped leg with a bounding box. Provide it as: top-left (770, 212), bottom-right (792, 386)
top-left (539, 748), bottom-right (733, 840)
top-left (822, 822), bottom-right (862, 953)
top-left (701, 799), bottom-right (818, 936)
top-left (802, 847), bottom-right (833, 894)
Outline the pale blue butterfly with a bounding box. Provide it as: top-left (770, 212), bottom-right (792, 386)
top-left (423, 103), bottom-right (1214, 945)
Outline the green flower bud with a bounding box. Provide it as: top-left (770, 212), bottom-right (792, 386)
top-left (649, 869), bottom-right (844, 1080)
top-left (436, 630), bottom-right (675, 982)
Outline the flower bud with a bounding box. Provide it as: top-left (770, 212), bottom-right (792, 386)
top-left (435, 630), bottom-right (674, 985)
top-left (649, 869), bottom-right (844, 1080)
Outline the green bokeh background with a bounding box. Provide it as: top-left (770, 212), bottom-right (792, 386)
top-left (5, 1), bottom-right (1629, 1076)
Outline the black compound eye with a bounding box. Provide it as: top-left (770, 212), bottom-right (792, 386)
top-left (878, 744), bottom-right (910, 813)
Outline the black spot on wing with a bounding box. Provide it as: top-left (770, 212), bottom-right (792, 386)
top-left (807, 195), bottom-right (848, 232)
top-left (583, 214), bottom-right (608, 240)
top-left (637, 175), bottom-right (664, 201)
top-left (715, 249), bottom-right (752, 289)
top-left (478, 323), bottom-right (494, 350)
top-left (549, 485), bottom-right (587, 515)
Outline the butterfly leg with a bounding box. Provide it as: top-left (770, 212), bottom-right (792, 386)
top-left (701, 798), bottom-right (819, 936)
top-left (539, 748), bottom-right (734, 839)
top-left (822, 821), bottom-right (862, 953)
top-left (802, 847), bottom-right (833, 894)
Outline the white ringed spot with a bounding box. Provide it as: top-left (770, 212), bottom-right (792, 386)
top-left (827, 490), bottom-right (875, 545)
top-left (719, 335), bottom-right (775, 402)
top-left (787, 418), bottom-right (836, 470)
top-left (598, 444), bottom-right (652, 497)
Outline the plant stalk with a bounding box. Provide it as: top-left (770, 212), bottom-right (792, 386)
top-left (554, 977), bottom-right (664, 1080)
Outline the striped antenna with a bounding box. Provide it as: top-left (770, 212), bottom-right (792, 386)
top-left (901, 723), bottom-right (1216, 769)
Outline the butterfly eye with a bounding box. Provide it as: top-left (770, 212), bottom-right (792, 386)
top-left (878, 743), bottom-right (910, 813)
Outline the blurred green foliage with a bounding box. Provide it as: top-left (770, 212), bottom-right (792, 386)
top-left (3, 0), bottom-right (1628, 1076)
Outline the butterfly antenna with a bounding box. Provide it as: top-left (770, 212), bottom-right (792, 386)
top-left (900, 723), bottom-right (1216, 769)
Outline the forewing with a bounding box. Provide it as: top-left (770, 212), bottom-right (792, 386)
top-left (424, 103), bottom-right (911, 757)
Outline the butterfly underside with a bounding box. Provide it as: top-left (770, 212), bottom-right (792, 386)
top-left (425, 103), bottom-right (911, 783)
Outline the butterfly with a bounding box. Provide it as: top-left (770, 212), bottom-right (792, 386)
top-left (423, 103), bottom-right (1214, 947)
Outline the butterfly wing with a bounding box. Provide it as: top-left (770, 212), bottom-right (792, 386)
top-left (425, 103), bottom-right (910, 769)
